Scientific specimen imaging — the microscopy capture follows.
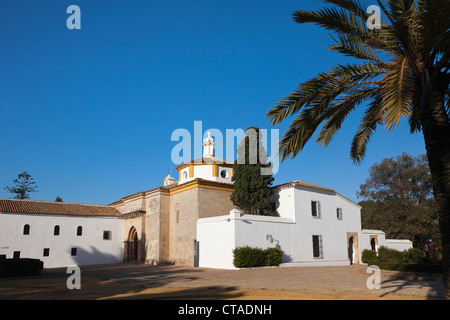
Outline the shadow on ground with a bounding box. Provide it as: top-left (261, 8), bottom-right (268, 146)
top-left (0, 262), bottom-right (445, 300)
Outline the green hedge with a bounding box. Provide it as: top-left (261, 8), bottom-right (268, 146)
top-left (0, 258), bottom-right (42, 277)
top-left (233, 246), bottom-right (283, 268)
top-left (363, 246), bottom-right (442, 274)
top-left (377, 246), bottom-right (405, 263)
top-left (361, 249), bottom-right (377, 263)
top-left (367, 259), bottom-right (442, 274)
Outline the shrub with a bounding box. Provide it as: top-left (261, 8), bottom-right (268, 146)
top-left (233, 246), bottom-right (283, 268)
top-left (264, 247), bottom-right (283, 266)
top-left (361, 249), bottom-right (377, 263)
top-left (233, 246), bottom-right (265, 268)
top-left (405, 248), bottom-right (424, 264)
top-left (377, 246), bottom-right (405, 263)
top-left (367, 259), bottom-right (442, 274)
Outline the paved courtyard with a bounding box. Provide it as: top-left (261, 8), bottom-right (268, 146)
top-left (0, 263), bottom-right (445, 300)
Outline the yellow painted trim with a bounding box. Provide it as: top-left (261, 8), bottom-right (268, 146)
top-left (212, 163), bottom-right (218, 177)
top-left (189, 164), bottom-right (194, 178)
top-left (169, 179), bottom-right (234, 195)
top-left (199, 184), bottom-right (234, 192)
top-left (169, 180), bottom-right (199, 195)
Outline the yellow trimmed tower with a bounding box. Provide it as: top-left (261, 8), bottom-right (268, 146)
top-left (176, 132), bottom-right (234, 185)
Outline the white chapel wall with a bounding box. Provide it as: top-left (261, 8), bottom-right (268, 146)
top-left (197, 185), bottom-right (365, 269)
top-left (0, 213), bottom-right (123, 268)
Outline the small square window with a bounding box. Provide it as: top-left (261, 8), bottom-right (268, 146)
top-left (337, 208), bottom-right (343, 220)
top-left (311, 201), bottom-right (320, 218)
top-left (43, 248), bottom-right (50, 257)
top-left (103, 231), bottom-right (111, 240)
top-left (71, 248), bottom-right (77, 256)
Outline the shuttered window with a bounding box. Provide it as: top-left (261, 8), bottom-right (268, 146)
top-left (336, 208), bottom-right (343, 220)
top-left (312, 235), bottom-right (322, 258)
top-left (311, 201), bottom-right (321, 218)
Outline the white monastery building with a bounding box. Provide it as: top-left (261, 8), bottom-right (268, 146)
top-left (0, 134), bottom-right (411, 269)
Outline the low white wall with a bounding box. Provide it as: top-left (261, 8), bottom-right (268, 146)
top-left (0, 213), bottom-right (124, 268)
top-left (197, 213), bottom-right (236, 269)
top-left (197, 209), bottom-right (297, 269)
top-left (385, 239), bottom-right (413, 251)
top-left (359, 229), bottom-right (386, 252)
top-left (197, 208), bottom-right (352, 269)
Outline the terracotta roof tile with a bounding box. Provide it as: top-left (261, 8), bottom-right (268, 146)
top-left (0, 198), bottom-right (122, 217)
top-left (273, 180), bottom-right (335, 192)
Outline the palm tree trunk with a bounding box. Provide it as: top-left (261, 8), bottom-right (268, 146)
top-left (419, 89), bottom-right (450, 299)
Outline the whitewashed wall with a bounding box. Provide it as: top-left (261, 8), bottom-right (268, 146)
top-left (197, 212), bottom-right (237, 269)
top-left (385, 239), bottom-right (413, 251)
top-left (359, 229), bottom-right (387, 253)
top-left (197, 185), bottom-right (365, 269)
top-left (0, 213), bottom-right (123, 268)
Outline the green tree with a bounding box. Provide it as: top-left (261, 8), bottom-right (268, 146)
top-left (230, 127), bottom-right (278, 216)
top-left (4, 171), bottom-right (38, 199)
top-left (266, 0), bottom-right (450, 298)
top-left (358, 153), bottom-right (440, 247)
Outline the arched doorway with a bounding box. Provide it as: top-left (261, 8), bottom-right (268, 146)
top-left (125, 227), bottom-right (139, 262)
top-left (370, 235), bottom-right (378, 252)
top-left (348, 236), bottom-right (355, 264)
top-left (347, 232), bottom-right (359, 265)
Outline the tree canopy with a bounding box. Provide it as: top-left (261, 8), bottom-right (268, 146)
top-left (230, 127), bottom-right (278, 216)
top-left (358, 153), bottom-right (439, 247)
top-left (4, 171), bottom-right (38, 200)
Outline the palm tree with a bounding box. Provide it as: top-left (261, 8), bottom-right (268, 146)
top-left (267, 0), bottom-right (449, 298)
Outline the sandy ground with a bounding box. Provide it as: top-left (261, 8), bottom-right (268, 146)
top-left (0, 263), bottom-right (444, 300)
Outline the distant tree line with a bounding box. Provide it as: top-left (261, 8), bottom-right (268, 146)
top-left (358, 153), bottom-right (440, 249)
top-left (4, 171), bottom-right (62, 202)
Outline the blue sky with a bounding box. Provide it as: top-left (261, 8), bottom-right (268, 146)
top-left (0, 0), bottom-right (426, 205)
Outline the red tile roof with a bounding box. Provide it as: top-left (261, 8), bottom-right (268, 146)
top-left (0, 198), bottom-right (122, 217)
top-left (273, 180), bottom-right (335, 192)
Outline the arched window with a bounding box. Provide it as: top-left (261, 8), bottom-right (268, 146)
top-left (77, 226), bottom-right (83, 236)
top-left (54, 225), bottom-right (60, 236)
top-left (23, 224), bottom-right (30, 235)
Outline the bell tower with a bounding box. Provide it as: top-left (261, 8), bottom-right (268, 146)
top-left (203, 132), bottom-right (215, 157)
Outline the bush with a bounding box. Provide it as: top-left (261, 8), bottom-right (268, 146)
top-left (0, 258), bottom-right (42, 277)
top-left (264, 247), bottom-right (283, 266)
top-left (377, 246), bottom-right (405, 263)
top-left (367, 259), bottom-right (442, 274)
top-left (233, 246), bottom-right (283, 268)
top-left (361, 249), bottom-right (377, 263)
top-left (405, 248), bottom-right (424, 264)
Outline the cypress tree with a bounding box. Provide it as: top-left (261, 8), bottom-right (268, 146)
top-left (230, 127), bottom-right (278, 216)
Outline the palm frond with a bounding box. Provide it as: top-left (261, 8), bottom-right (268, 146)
top-left (316, 88), bottom-right (377, 147)
top-left (350, 94), bottom-right (383, 163)
top-left (380, 55), bottom-right (415, 131)
top-left (267, 62), bottom-right (385, 125)
top-left (293, 5), bottom-right (404, 55)
top-left (328, 33), bottom-right (385, 63)
top-left (323, 0), bottom-right (369, 16)
top-left (270, 0), bottom-right (449, 164)
top-left (417, 0), bottom-right (450, 64)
